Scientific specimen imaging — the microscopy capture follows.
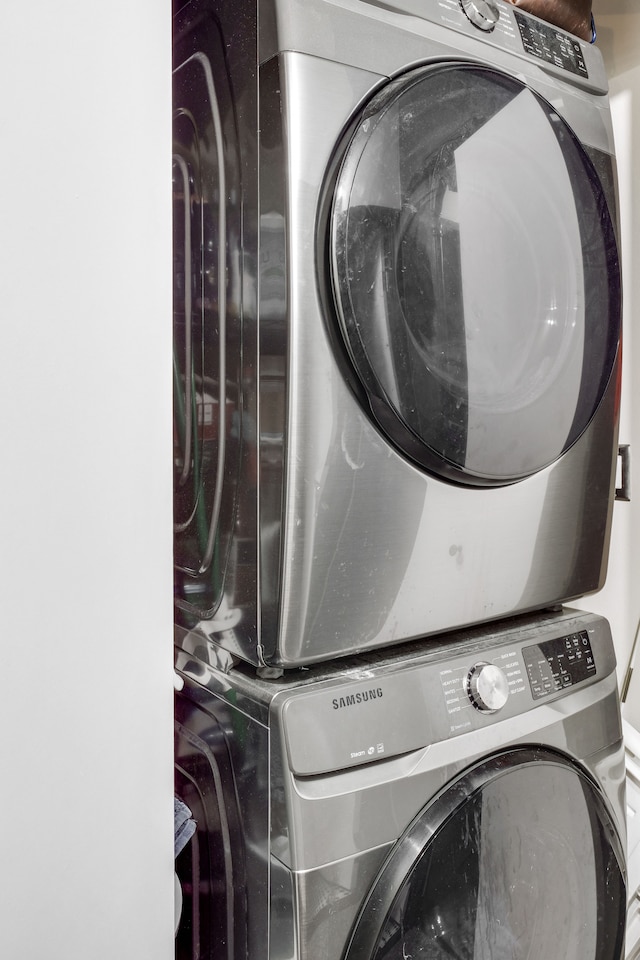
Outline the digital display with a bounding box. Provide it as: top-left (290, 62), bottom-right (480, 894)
top-left (514, 11), bottom-right (588, 79)
top-left (523, 630), bottom-right (596, 700)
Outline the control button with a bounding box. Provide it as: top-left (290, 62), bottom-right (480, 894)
top-left (459, 0), bottom-right (500, 31)
top-left (466, 662), bottom-right (510, 713)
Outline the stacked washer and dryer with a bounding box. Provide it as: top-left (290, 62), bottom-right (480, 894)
top-left (172, 0), bottom-right (627, 957)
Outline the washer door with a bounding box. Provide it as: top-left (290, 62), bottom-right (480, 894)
top-left (329, 64), bottom-right (621, 485)
top-left (343, 747), bottom-right (625, 960)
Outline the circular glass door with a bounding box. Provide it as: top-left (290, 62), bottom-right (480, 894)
top-left (329, 64), bottom-right (621, 485)
top-left (343, 747), bottom-right (625, 960)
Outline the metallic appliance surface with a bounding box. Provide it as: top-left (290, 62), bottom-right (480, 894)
top-left (173, 0), bottom-right (622, 669)
top-left (174, 608), bottom-right (627, 959)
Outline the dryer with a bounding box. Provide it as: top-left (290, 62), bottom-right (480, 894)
top-left (172, 0), bottom-right (622, 669)
top-left (174, 607), bottom-right (627, 959)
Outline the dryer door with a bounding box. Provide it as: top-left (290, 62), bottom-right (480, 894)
top-left (343, 747), bottom-right (626, 960)
top-left (329, 63), bottom-right (621, 486)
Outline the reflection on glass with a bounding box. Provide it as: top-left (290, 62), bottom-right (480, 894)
top-left (364, 762), bottom-right (624, 960)
top-left (331, 65), bottom-right (620, 482)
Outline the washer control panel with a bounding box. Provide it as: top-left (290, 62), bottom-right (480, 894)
top-left (278, 614), bottom-right (612, 776)
top-left (513, 10), bottom-right (588, 79)
top-left (438, 625), bottom-right (601, 733)
top-left (522, 630), bottom-right (596, 699)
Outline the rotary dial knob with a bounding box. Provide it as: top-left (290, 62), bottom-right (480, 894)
top-left (459, 0), bottom-right (500, 31)
top-left (466, 662), bottom-right (509, 713)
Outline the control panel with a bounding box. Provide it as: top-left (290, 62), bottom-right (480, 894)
top-left (513, 10), bottom-right (588, 78)
top-left (279, 614), bottom-right (611, 777)
top-left (359, 0), bottom-right (603, 89)
top-left (441, 629), bottom-right (598, 725)
top-left (523, 630), bottom-right (596, 700)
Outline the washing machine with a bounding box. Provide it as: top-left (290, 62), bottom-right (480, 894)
top-left (174, 607), bottom-right (627, 959)
top-left (172, 0), bottom-right (623, 670)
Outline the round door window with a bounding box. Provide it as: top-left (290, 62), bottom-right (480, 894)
top-left (329, 64), bottom-right (621, 485)
top-left (343, 747), bottom-right (626, 960)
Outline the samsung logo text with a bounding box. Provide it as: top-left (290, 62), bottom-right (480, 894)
top-left (332, 687), bottom-right (384, 710)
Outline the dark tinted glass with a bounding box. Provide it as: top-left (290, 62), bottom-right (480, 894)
top-left (346, 754), bottom-right (625, 960)
top-left (331, 65), bottom-right (621, 484)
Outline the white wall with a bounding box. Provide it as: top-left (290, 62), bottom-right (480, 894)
top-left (0, 4), bottom-right (174, 957)
top-left (576, 2), bottom-right (640, 703)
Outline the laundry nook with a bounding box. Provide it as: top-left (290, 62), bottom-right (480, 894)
top-left (3, 2), bottom-right (640, 959)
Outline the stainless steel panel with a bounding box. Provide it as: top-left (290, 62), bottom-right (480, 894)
top-left (584, 738), bottom-right (628, 844)
top-left (176, 1), bottom-right (621, 673)
top-left (265, 611), bottom-right (622, 870)
top-left (285, 846), bottom-right (392, 960)
top-left (273, 674), bottom-right (623, 871)
top-left (279, 614), bottom-right (617, 776)
top-left (265, 48), bottom-right (620, 667)
top-left (262, 0), bottom-right (610, 107)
